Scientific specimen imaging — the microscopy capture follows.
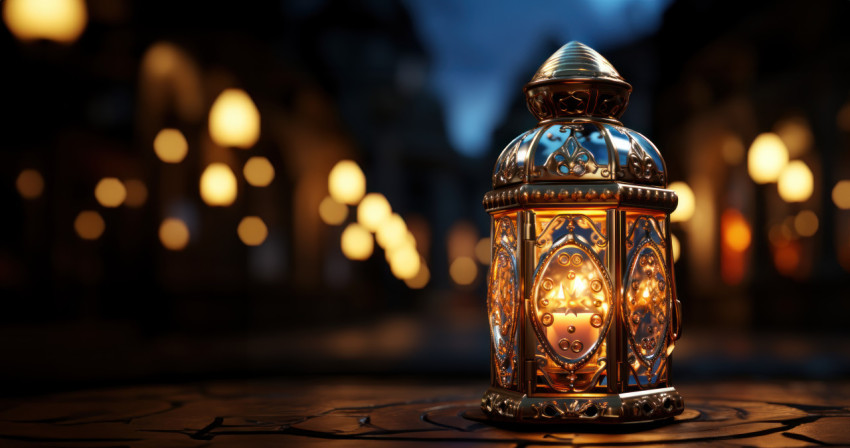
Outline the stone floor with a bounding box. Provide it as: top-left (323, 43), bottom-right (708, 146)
top-left (1, 378), bottom-right (849, 447)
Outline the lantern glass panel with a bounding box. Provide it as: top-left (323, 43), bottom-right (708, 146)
top-left (488, 212), bottom-right (520, 390)
top-left (623, 211), bottom-right (672, 390)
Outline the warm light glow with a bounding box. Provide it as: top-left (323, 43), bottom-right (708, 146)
top-left (447, 221), bottom-right (478, 261)
top-left (722, 209), bottom-right (751, 252)
top-left (153, 128), bottom-right (188, 163)
top-left (3, 0), bottom-right (87, 44)
top-left (123, 179), bottom-right (148, 208)
top-left (357, 193), bottom-right (391, 232)
top-left (404, 257), bottom-right (430, 289)
top-left (328, 160), bottom-right (365, 205)
top-left (832, 180), bottom-right (850, 209)
top-left (671, 234), bottom-right (681, 263)
top-left (243, 156), bottom-right (275, 187)
top-left (159, 218), bottom-right (189, 251)
top-left (794, 210), bottom-right (819, 237)
top-left (773, 240), bottom-right (801, 276)
top-left (341, 223), bottom-right (373, 260)
top-left (838, 103), bottom-right (850, 132)
top-left (237, 216), bottom-right (268, 246)
top-left (318, 196), bottom-right (348, 225)
top-left (669, 181), bottom-right (695, 222)
top-left (720, 209), bottom-right (749, 285)
top-left (777, 160), bottom-right (813, 203)
top-left (475, 237), bottom-right (491, 264)
top-left (94, 178), bottom-right (127, 208)
top-left (74, 210), bottom-right (104, 240)
top-left (208, 88), bottom-right (260, 149)
top-left (747, 133), bottom-right (788, 184)
top-left (16, 169), bottom-right (44, 199)
top-left (721, 135), bottom-right (745, 165)
top-left (388, 245), bottom-right (420, 280)
top-left (200, 163), bottom-right (237, 206)
top-left (774, 117), bottom-right (812, 158)
top-left (449, 256), bottom-right (477, 285)
top-left (376, 213), bottom-right (407, 250)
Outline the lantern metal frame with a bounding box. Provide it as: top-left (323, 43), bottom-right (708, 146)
top-left (481, 42), bottom-right (684, 424)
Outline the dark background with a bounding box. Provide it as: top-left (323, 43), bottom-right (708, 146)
top-left (2, 0), bottom-right (850, 396)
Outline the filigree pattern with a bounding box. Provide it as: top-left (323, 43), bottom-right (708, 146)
top-left (626, 133), bottom-right (664, 183)
top-left (493, 132), bottom-right (526, 187)
top-left (555, 90), bottom-right (589, 114)
top-left (542, 132), bottom-right (599, 177)
top-left (531, 237), bottom-right (612, 372)
top-left (530, 399), bottom-right (609, 420)
top-left (535, 214), bottom-right (607, 257)
top-left (623, 215), bottom-right (672, 389)
top-left (624, 241), bottom-right (670, 364)
top-left (488, 217), bottom-right (519, 388)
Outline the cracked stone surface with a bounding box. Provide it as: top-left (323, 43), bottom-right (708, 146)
top-left (0, 379), bottom-right (849, 446)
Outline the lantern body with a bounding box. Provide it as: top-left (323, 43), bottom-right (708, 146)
top-left (481, 42), bottom-right (683, 424)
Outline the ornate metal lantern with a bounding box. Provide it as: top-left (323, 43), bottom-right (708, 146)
top-left (481, 42), bottom-right (684, 423)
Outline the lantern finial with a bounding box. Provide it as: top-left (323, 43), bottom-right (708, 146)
top-left (530, 41), bottom-right (625, 84)
top-left (524, 41), bottom-right (632, 122)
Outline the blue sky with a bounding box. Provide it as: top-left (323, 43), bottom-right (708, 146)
top-left (402, 0), bottom-right (673, 156)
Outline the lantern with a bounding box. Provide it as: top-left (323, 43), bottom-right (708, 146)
top-left (481, 42), bottom-right (683, 423)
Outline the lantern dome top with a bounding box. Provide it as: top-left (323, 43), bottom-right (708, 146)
top-left (486, 42), bottom-right (674, 210)
top-left (530, 41), bottom-right (625, 84)
top-left (523, 41), bottom-right (632, 122)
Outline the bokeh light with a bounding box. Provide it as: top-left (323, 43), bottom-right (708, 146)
top-left (722, 209), bottom-right (751, 253)
top-left (328, 160), bottom-right (365, 205)
top-left (669, 181), bottom-right (695, 222)
top-left (74, 210), bottom-right (104, 241)
top-left (838, 102), bottom-right (850, 132)
top-left (671, 233), bottom-right (681, 263)
top-left (123, 179), bottom-right (148, 208)
top-left (721, 134), bottom-right (745, 165)
top-left (449, 256), bottom-right (477, 285)
top-left (159, 218), bottom-right (190, 251)
top-left (208, 88), bottom-right (260, 149)
top-left (243, 156), bottom-right (275, 187)
top-left (16, 169), bottom-right (44, 200)
top-left (318, 196), bottom-right (348, 225)
top-left (341, 223), bottom-right (373, 260)
top-left (794, 210), bottom-right (819, 237)
top-left (404, 257), bottom-right (430, 289)
top-left (720, 209), bottom-right (750, 285)
top-left (3, 0), bottom-right (87, 44)
top-left (777, 160), bottom-right (813, 203)
top-left (773, 240), bottom-right (801, 276)
top-left (832, 180), bottom-right (850, 209)
top-left (388, 245), bottom-right (420, 280)
top-left (376, 213), bottom-right (407, 250)
top-left (357, 193), bottom-right (391, 232)
top-left (774, 116), bottom-right (812, 158)
top-left (153, 128), bottom-right (188, 163)
top-left (447, 221), bottom-right (477, 261)
top-left (747, 133), bottom-right (788, 184)
top-left (475, 237), bottom-right (491, 264)
top-left (237, 216), bottom-right (268, 246)
top-left (200, 163), bottom-right (237, 207)
top-left (94, 178), bottom-right (127, 208)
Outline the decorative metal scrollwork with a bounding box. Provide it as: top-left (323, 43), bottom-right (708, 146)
top-left (626, 133), bottom-right (664, 184)
top-left (531, 226), bottom-right (613, 373)
top-left (542, 131), bottom-right (599, 177)
top-left (488, 216), bottom-right (519, 388)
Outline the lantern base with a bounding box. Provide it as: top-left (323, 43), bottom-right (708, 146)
top-left (480, 386), bottom-right (683, 424)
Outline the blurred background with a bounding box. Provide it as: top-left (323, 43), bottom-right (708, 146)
top-left (2, 0), bottom-right (850, 395)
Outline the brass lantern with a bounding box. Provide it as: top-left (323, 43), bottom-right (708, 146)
top-left (481, 42), bottom-right (683, 423)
